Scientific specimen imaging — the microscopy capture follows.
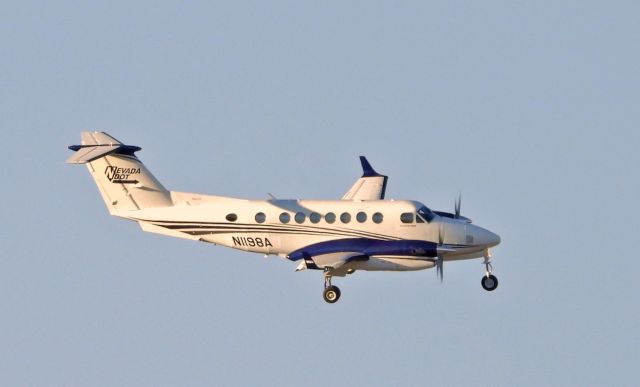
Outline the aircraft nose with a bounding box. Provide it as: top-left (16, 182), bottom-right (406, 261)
top-left (475, 227), bottom-right (501, 248)
top-left (488, 231), bottom-right (501, 247)
top-left (484, 229), bottom-right (501, 247)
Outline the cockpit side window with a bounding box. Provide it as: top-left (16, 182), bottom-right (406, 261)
top-left (400, 213), bottom-right (414, 223)
top-left (417, 205), bottom-right (435, 223)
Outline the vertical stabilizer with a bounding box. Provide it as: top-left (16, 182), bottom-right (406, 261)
top-left (67, 132), bottom-right (173, 215)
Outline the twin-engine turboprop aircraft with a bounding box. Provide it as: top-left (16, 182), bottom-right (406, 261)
top-left (67, 132), bottom-right (501, 303)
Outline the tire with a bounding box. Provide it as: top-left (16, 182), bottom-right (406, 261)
top-left (323, 286), bottom-right (341, 303)
top-left (481, 274), bottom-right (499, 291)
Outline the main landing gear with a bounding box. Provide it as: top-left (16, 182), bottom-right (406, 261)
top-left (323, 271), bottom-right (341, 303)
top-left (481, 259), bottom-right (499, 291)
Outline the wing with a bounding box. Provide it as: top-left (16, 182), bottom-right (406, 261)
top-left (342, 156), bottom-right (388, 201)
top-left (294, 252), bottom-right (368, 274)
top-left (288, 237), bottom-right (440, 275)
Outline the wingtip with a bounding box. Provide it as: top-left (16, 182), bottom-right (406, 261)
top-left (359, 156), bottom-right (381, 177)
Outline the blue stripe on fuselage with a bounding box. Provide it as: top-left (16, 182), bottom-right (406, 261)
top-left (287, 238), bottom-right (438, 261)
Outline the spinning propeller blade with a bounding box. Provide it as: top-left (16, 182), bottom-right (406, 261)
top-left (436, 224), bottom-right (444, 282)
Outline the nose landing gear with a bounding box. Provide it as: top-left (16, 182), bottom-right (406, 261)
top-left (481, 258), bottom-right (498, 291)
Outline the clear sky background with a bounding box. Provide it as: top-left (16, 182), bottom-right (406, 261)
top-left (2, 1), bottom-right (639, 386)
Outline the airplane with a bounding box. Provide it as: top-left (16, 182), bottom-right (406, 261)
top-left (67, 132), bottom-right (501, 303)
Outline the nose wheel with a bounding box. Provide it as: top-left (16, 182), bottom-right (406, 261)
top-left (323, 272), bottom-right (341, 303)
top-left (481, 259), bottom-right (498, 291)
top-left (481, 274), bottom-right (498, 291)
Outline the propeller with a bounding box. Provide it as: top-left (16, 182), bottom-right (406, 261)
top-left (436, 224), bottom-right (445, 282)
top-left (434, 194), bottom-right (462, 282)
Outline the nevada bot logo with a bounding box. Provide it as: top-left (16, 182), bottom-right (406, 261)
top-left (104, 166), bottom-right (140, 184)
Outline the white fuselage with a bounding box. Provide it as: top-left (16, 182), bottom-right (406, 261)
top-left (125, 192), bottom-right (500, 274)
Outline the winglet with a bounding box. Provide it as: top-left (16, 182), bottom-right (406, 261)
top-left (360, 156), bottom-right (381, 177)
top-left (342, 157), bottom-right (389, 200)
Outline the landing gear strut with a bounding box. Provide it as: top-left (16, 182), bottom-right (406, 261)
top-left (481, 259), bottom-right (498, 291)
top-left (323, 271), bottom-right (341, 303)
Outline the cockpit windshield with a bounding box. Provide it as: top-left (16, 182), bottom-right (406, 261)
top-left (417, 205), bottom-right (436, 223)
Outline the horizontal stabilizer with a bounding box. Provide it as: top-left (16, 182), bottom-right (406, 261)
top-left (80, 131), bottom-right (122, 146)
top-left (65, 145), bottom-right (121, 164)
top-left (66, 131), bottom-right (141, 164)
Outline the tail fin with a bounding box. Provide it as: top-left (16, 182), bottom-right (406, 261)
top-left (67, 132), bottom-right (173, 214)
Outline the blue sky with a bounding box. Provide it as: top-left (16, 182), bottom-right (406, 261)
top-left (2, 1), bottom-right (639, 386)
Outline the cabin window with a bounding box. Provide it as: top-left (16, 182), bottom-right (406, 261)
top-left (279, 212), bottom-right (290, 223)
top-left (226, 213), bottom-right (238, 222)
top-left (416, 215), bottom-right (425, 223)
top-left (295, 212), bottom-right (306, 224)
top-left (356, 212), bottom-right (367, 223)
top-left (255, 212), bottom-right (266, 223)
top-left (372, 212), bottom-right (383, 224)
top-left (309, 212), bottom-right (321, 223)
top-left (325, 212), bottom-right (336, 224)
top-left (400, 212), bottom-right (414, 223)
top-left (340, 212), bottom-right (351, 223)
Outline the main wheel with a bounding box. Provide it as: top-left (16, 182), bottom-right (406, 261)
top-left (481, 274), bottom-right (499, 291)
top-left (323, 285), bottom-right (341, 303)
